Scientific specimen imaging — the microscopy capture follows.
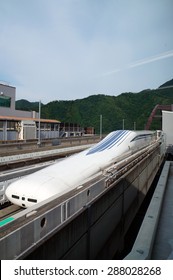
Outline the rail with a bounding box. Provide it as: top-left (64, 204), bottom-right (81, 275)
top-left (0, 136), bottom-right (100, 156)
top-left (0, 144), bottom-right (93, 164)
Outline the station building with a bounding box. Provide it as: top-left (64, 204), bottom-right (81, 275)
top-left (0, 82), bottom-right (61, 141)
top-left (0, 83), bottom-right (87, 141)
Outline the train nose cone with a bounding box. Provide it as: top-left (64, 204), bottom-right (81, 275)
top-left (5, 184), bottom-right (13, 200)
top-left (5, 182), bottom-right (21, 207)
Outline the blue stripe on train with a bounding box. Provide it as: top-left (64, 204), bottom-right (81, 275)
top-left (97, 130), bottom-right (127, 152)
top-left (87, 131), bottom-right (117, 154)
top-left (87, 130), bottom-right (130, 155)
top-left (87, 131), bottom-right (122, 154)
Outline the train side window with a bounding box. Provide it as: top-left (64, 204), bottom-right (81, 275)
top-left (12, 194), bottom-right (19, 199)
top-left (28, 198), bottom-right (37, 203)
top-left (130, 134), bottom-right (153, 142)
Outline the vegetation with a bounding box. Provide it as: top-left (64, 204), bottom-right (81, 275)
top-left (16, 79), bottom-right (173, 134)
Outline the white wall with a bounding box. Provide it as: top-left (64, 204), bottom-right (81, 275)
top-left (162, 110), bottom-right (173, 146)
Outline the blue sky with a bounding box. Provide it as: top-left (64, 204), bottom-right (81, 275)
top-left (0, 0), bottom-right (173, 103)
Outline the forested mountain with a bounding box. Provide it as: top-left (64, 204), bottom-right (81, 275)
top-left (16, 79), bottom-right (173, 133)
top-left (159, 78), bottom-right (173, 88)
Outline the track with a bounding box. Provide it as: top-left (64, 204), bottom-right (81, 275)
top-left (0, 144), bottom-right (94, 171)
top-left (0, 159), bottom-right (59, 181)
top-left (0, 204), bottom-right (21, 220)
top-left (0, 136), bottom-right (100, 156)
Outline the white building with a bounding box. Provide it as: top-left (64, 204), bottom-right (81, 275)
top-left (162, 110), bottom-right (173, 146)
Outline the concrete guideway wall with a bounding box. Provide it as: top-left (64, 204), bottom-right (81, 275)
top-left (125, 161), bottom-right (171, 260)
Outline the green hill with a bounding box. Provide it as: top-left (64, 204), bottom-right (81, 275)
top-left (15, 99), bottom-right (39, 112)
top-left (159, 78), bottom-right (173, 88)
top-left (16, 79), bottom-right (173, 133)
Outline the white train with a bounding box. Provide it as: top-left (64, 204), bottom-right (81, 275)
top-left (5, 130), bottom-right (157, 208)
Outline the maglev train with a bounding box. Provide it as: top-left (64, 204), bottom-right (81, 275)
top-left (5, 130), bottom-right (157, 208)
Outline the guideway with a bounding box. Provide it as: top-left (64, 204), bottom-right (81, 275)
top-left (0, 140), bottom-right (164, 259)
top-left (0, 144), bottom-right (94, 171)
top-left (125, 161), bottom-right (173, 260)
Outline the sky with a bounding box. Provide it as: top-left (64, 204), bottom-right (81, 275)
top-left (0, 0), bottom-right (173, 103)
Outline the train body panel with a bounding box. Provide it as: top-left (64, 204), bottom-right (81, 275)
top-left (5, 130), bottom-right (157, 208)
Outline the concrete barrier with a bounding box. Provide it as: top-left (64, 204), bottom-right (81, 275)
top-left (125, 161), bottom-right (170, 260)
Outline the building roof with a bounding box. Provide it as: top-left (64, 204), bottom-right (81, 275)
top-left (0, 115), bottom-right (60, 123)
top-left (0, 82), bottom-right (16, 89)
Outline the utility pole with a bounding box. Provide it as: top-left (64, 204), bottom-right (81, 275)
top-left (134, 122), bottom-right (136, 130)
top-left (38, 100), bottom-right (41, 145)
top-left (100, 114), bottom-right (102, 139)
top-left (122, 119), bottom-right (125, 130)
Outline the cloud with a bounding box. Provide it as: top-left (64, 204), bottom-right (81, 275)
top-left (102, 50), bottom-right (173, 77)
top-left (0, 0), bottom-right (173, 102)
top-left (129, 50), bottom-right (173, 68)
